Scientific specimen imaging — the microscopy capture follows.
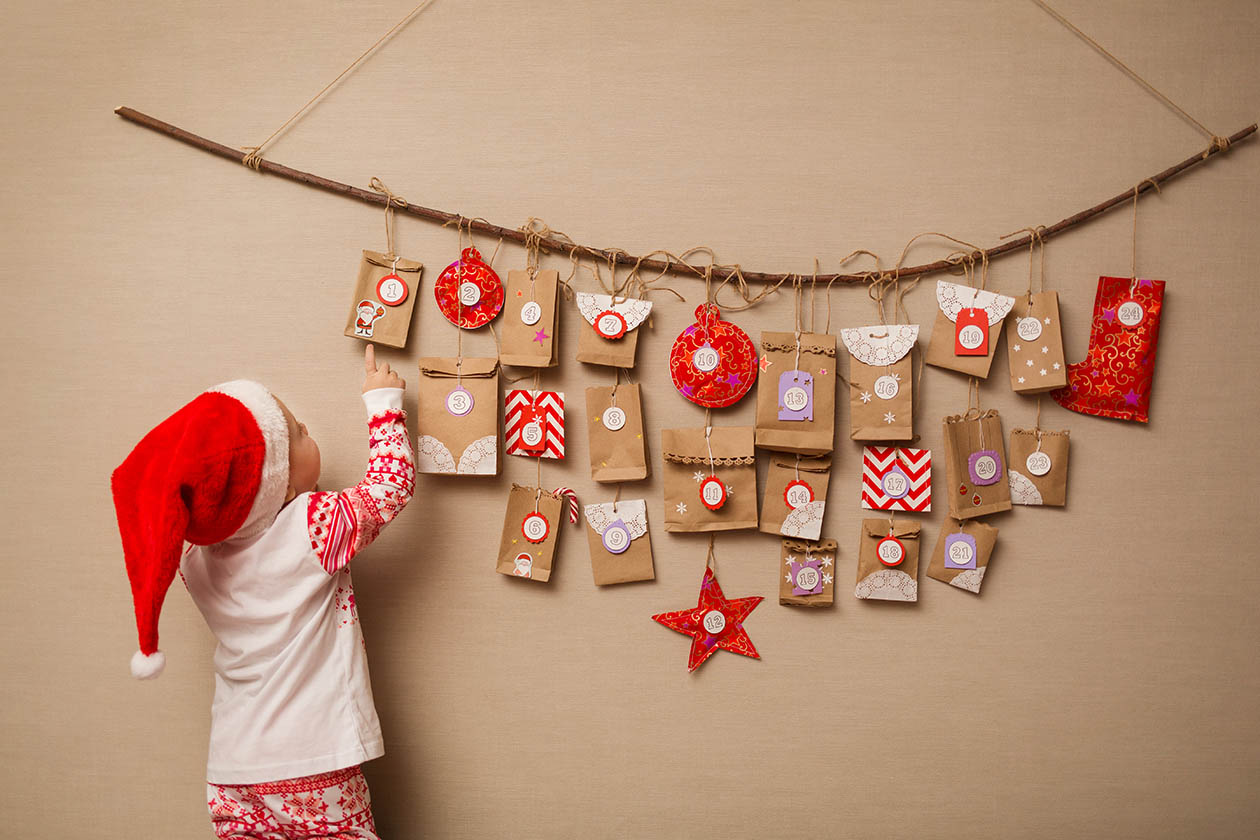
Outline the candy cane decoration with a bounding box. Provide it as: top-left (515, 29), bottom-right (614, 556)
top-left (553, 487), bottom-right (580, 524)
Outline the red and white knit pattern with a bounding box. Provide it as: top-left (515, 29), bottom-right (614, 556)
top-left (307, 409), bottom-right (414, 575)
top-left (208, 764), bottom-right (378, 839)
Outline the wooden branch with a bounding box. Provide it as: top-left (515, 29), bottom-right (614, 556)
top-left (115, 106), bottom-right (1255, 285)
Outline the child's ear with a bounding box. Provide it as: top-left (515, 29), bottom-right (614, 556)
top-left (284, 483), bottom-right (297, 504)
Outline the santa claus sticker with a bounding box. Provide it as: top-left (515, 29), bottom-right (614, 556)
top-left (354, 300), bottom-right (386, 338)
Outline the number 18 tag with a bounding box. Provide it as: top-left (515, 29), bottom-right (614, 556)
top-left (955, 308), bottom-right (988, 356)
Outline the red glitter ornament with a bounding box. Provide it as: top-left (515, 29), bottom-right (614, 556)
top-left (434, 246), bottom-right (504, 329)
top-left (669, 304), bottom-right (758, 408)
top-left (652, 566), bottom-right (762, 672)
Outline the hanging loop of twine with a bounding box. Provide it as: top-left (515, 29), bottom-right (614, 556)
top-left (368, 177), bottom-right (408, 257)
top-left (1131, 179), bottom-right (1162, 284)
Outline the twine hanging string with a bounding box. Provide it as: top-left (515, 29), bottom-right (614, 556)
top-left (1131, 178), bottom-right (1161, 283)
top-left (706, 534), bottom-right (717, 573)
top-left (999, 225), bottom-right (1048, 305)
top-left (368, 177), bottom-right (408, 257)
top-left (1032, 0), bottom-right (1232, 159)
top-left (240, 0), bottom-right (441, 169)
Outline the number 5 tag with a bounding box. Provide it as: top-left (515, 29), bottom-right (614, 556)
top-left (955, 308), bottom-right (988, 356)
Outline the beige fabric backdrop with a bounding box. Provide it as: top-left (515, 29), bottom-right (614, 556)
top-left (2, 0), bottom-right (1258, 837)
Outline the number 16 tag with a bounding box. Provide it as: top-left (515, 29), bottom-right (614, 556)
top-left (955, 308), bottom-right (988, 356)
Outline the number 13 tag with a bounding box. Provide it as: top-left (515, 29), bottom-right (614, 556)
top-left (955, 308), bottom-right (988, 356)
top-left (778, 370), bottom-right (813, 421)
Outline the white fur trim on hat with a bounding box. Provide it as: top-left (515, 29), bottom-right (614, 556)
top-left (209, 380), bottom-right (290, 541)
top-left (131, 649), bottom-right (166, 679)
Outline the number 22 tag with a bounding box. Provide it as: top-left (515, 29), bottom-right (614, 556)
top-left (955, 308), bottom-right (988, 356)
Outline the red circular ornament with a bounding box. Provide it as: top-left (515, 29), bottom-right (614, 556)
top-left (783, 479), bottom-right (814, 510)
top-left (594, 310), bottom-right (627, 340)
top-left (434, 247), bottom-right (503, 328)
top-left (521, 512), bottom-right (550, 544)
top-left (699, 476), bottom-right (727, 511)
top-left (669, 304), bottom-right (758, 408)
top-left (375, 273), bottom-right (409, 306)
top-left (877, 535), bottom-right (905, 567)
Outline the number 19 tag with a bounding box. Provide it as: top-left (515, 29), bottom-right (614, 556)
top-left (955, 308), bottom-right (988, 356)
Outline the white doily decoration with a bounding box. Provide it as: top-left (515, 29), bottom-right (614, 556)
top-left (948, 567), bottom-right (986, 594)
top-left (840, 324), bottom-right (919, 367)
top-left (576, 293), bottom-right (654, 330)
top-left (583, 499), bottom-right (648, 538)
top-left (780, 500), bottom-right (825, 541)
top-left (855, 568), bottom-right (918, 601)
top-left (936, 281), bottom-right (1015, 325)
top-left (1008, 469), bottom-right (1044, 506)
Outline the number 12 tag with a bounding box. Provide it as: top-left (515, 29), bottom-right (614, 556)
top-left (955, 308), bottom-right (988, 356)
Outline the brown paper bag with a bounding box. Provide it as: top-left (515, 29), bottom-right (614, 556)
top-left (753, 331), bottom-right (836, 454)
top-left (759, 454), bottom-right (830, 540)
top-left (855, 519), bottom-right (920, 602)
top-left (499, 269), bottom-right (560, 368)
top-left (415, 357), bottom-right (499, 476)
top-left (779, 537), bottom-right (838, 607)
top-left (585, 383), bottom-right (649, 482)
top-left (1006, 291), bottom-right (1067, 393)
top-left (841, 324), bottom-right (917, 441)
top-left (575, 292), bottom-right (653, 368)
top-left (925, 281), bottom-right (1015, 378)
top-left (926, 517), bottom-right (999, 594)
top-left (496, 484), bottom-right (564, 582)
top-left (583, 499), bottom-right (654, 585)
top-left (942, 409), bottom-right (1012, 519)
top-left (344, 250), bottom-right (424, 349)
top-left (661, 426), bottom-right (758, 532)
top-left (1008, 427), bottom-right (1069, 507)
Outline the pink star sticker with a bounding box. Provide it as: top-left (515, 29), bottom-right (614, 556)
top-left (533, 328), bottom-right (549, 344)
top-left (759, 356), bottom-right (773, 372)
top-left (1102, 308), bottom-right (1117, 323)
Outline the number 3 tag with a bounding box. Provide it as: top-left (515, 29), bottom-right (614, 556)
top-left (955, 308), bottom-right (988, 356)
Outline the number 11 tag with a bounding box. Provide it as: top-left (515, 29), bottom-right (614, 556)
top-left (955, 308), bottom-right (988, 356)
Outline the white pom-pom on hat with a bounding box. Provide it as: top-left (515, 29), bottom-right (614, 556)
top-left (131, 649), bottom-right (166, 680)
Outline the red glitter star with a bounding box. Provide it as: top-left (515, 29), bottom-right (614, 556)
top-left (652, 567), bottom-right (762, 672)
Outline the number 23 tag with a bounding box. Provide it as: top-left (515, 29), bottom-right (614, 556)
top-left (955, 308), bottom-right (988, 356)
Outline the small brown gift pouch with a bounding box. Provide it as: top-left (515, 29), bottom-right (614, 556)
top-left (575, 292), bottom-right (653, 368)
top-left (942, 408), bottom-right (1011, 519)
top-left (500, 269), bottom-right (560, 368)
top-left (754, 331), bottom-right (836, 454)
top-left (585, 381), bottom-right (649, 482)
top-left (841, 324), bottom-right (917, 441)
top-left (1008, 427), bottom-right (1069, 507)
top-left (780, 537), bottom-right (838, 607)
top-left (496, 483), bottom-right (565, 582)
top-left (416, 357), bottom-right (500, 476)
top-left (927, 517), bottom-right (998, 594)
top-left (583, 499), bottom-right (655, 585)
top-left (662, 426), bottom-right (758, 532)
top-left (855, 518), bottom-right (920, 602)
top-left (344, 250), bottom-right (424, 349)
top-left (760, 454), bottom-right (830, 541)
top-left (925, 280), bottom-right (1015, 379)
top-left (1006, 291), bottom-right (1066, 393)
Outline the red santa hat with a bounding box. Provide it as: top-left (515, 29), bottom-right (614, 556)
top-left (111, 380), bottom-right (289, 679)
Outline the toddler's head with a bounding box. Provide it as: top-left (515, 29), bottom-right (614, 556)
top-left (273, 397), bottom-right (321, 503)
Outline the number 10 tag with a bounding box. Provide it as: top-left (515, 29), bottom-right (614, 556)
top-left (955, 308), bottom-right (988, 356)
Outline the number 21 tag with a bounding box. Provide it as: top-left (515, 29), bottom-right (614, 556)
top-left (955, 308), bottom-right (988, 356)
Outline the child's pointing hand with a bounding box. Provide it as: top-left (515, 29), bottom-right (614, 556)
top-left (363, 344), bottom-right (405, 393)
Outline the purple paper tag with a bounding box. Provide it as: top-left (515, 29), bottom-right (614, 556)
top-left (601, 519), bottom-right (631, 554)
top-left (967, 449), bottom-right (1002, 486)
top-left (881, 464), bottom-right (910, 499)
top-left (944, 532), bottom-right (977, 569)
top-left (790, 556), bottom-right (824, 595)
top-left (778, 370), bottom-right (813, 421)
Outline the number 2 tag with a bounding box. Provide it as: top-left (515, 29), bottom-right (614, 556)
top-left (955, 308), bottom-right (988, 356)
top-left (777, 370), bottom-right (813, 421)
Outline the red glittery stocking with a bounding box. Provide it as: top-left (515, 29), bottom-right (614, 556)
top-left (1051, 276), bottom-right (1164, 423)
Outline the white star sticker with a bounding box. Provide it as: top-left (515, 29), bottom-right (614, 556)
top-left (821, 555), bottom-right (833, 567)
top-left (692, 471), bottom-right (706, 483)
top-left (1044, 317), bottom-right (1051, 324)
top-left (1018, 376), bottom-right (1025, 383)
top-left (883, 411), bottom-right (896, 424)
top-left (891, 372), bottom-right (901, 381)
top-left (822, 572), bottom-right (834, 585)
top-left (785, 573), bottom-right (794, 583)
top-left (860, 391), bottom-right (872, 404)
top-left (785, 555), bottom-right (798, 566)
top-left (1013, 343), bottom-right (1021, 352)
top-left (1026, 359), bottom-right (1034, 367)
top-left (725, 484), bottom-right (734, 497)
top-left (1041, 346), bottom-right (1049, 354)
top-left (1040, 369), bottom-right (1047, 376)
top-left (1053, 362), bottom-right (1061, 370)
top-left (675, 502), bottom-right (687, 514)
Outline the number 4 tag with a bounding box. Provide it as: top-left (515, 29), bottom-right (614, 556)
top-left (955, 308), bottom-right (988, 356)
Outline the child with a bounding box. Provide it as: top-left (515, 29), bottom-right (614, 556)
top-left (111, 345), bottom-right (414, 839)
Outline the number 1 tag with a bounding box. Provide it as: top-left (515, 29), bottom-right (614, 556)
top-left (376, 273), bottom-right (409, 306)
top-left (778, 370), bottom-right (813, 421)
top-left (955, 308), bottom-right (988, 356)
top-left (944, 532), bottom-right (977, 569)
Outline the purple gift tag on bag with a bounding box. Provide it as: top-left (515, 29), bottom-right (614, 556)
top-left (601, 519), bottom-right (631, 554)
top-left (944, 532), bottom-right (977, 569)
top-left (967, 449), bottom-right (1002, 486)
top-left (778, 370), bottom-right (813, 421)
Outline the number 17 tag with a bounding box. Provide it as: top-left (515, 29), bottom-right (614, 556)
top-left (955, 308), bottom-right (988, 356)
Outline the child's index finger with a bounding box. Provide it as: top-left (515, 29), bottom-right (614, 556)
top-left (364, 343), bottom-right (377, 373)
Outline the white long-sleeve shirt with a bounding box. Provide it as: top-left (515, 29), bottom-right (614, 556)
top-left (181, 389), bottom-right (414, 785)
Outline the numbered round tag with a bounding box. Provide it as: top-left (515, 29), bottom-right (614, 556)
top-left (692, 344), bottom-right (721, 372)
top-left (520, 420), bottom-right (545, 450)
top-left (880, 465), bottom-right (910, 500)
top-left (877, 535), bottom-right (905, 567)
top-left (783, 479), bottom-right (814, 510)
top-left (376, 273), bottom-right (409, 306)
top-left (782, 385), bottom-right (810, 413)
top-left (445, 387), bottom-right (474, 417)
top-left (601, 520), bottom-right (631, 555)
top-left (699, 476), bottom-right (727, 511)
top-left (944, 532), bottom-right (978, 570)
top-left (1117, 300), bottom-right (1144, 327)
top-left (520, 300), bottom-right (542, 326)
top-left (458, 281), bottom-right (482, 306)
top-left (1025, 450), bottom-right (1052, 477)
top-left (958, 323), bottom-right (985, 350)
top-left (955, 307), bottom-right (989, 356)
top-left (874, 374), bottom-right (900, 400)
top-left (795, 565), bottom-right (820, 590)
top-left (601, 405), bottom-right (627, 432)
top-left (1016, 316), bottom-right (1043, 341)
top-left (701, 609), bottom-right (726, 635)
top-left (521, 512), bottom-right (550, 544)
top-left (968, 450), bottom-right (1002, 486)
top-left (595, 310), bottom-right (627, 340)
